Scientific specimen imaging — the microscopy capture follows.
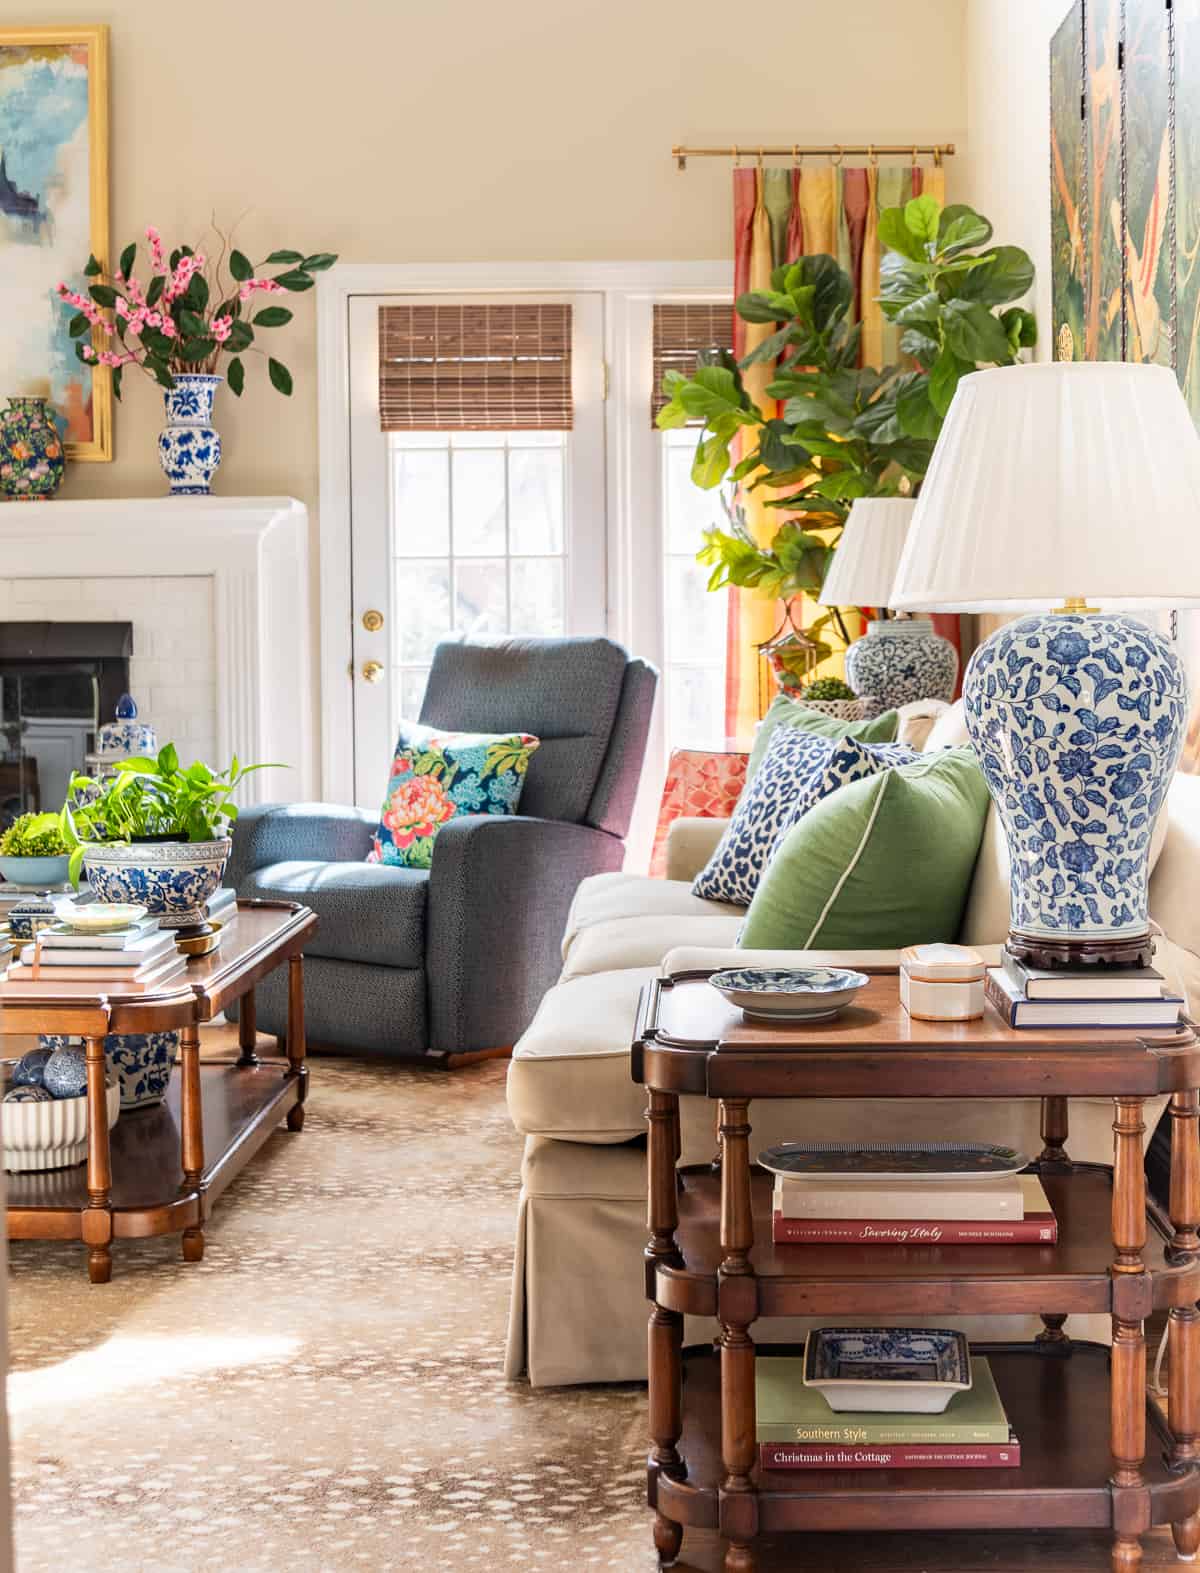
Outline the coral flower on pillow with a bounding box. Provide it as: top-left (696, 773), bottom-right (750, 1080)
top-left (381, 774), bottom-right (456, 849)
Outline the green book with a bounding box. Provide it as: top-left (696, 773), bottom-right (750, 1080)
top-left (756, 1356), bottom-right (1011, 1445)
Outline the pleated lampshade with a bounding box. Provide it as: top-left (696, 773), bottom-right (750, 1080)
top-left (890, 361), bottom-right (1200, 612)
top-left (819, 498), bottom-right (915, 609)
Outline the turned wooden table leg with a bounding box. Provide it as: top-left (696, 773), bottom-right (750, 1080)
top-left (1035, 1098), bottom-right (1073, 1347)
top-left (647, 1088), bottom-right (684, 1565)
top-left (1169, 1089), bottom-right (1200, 1561)
top-left (180, 1024), bottom-right (205, 1263)
top-left (1111, 1096), bottom-right (1148, 1573)
top-left (236, 987), bottom-right (259, 1067)
top-left (286, 954), bottom-right (307, 1132)
top-left (719, 1097), bottom-right (756, 1573)
top-left (81, 1034), bottom-right (113, 1283)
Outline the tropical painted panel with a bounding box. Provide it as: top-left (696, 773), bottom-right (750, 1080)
top-left (1124, 0), bottom-right (1172, 366)
top-left (1086, 0), bottom-right (1123, 360)
top-left (1050, 1), bottom-right (1085, 361)
top-left (1179, 0), bottom-right (1200, 417)
top-left (0, 29), bottom-right (109, 458)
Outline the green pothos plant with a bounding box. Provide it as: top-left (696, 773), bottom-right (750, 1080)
top-left (656, 197), bottom-right (1036, 657)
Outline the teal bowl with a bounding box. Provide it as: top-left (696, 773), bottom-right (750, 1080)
top-left (0, 854), bottom-right (71, 888)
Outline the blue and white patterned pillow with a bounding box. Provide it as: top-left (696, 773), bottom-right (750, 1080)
top-left (691, 729), bottom-right (917, 906)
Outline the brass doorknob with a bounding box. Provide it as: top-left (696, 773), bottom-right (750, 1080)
top-left (361, 660), bottom-right (385, 684)
top-left (362, 609), bottom-right (384, 632)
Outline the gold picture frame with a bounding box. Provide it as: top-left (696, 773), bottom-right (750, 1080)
top-left (0, 24), bottom-right (111, 461)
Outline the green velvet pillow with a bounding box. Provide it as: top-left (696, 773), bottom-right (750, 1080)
top-left (739, 746), bottom-right (990, 950)
top-left (747, 695), bottom-right (899, 781)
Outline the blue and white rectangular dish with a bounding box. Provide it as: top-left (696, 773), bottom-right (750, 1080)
top-left (803, 1327), bottom-right (972, 1413)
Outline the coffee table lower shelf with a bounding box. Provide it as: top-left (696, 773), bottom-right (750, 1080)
top-left (6, 1057), bottom-right (300, 1251)
top-left (652, 1343), bottom-right (1199, 1540)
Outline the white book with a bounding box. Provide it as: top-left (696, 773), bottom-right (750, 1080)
top-left (39, 918), bottom-right (162, 950)
top-left (22, 932), bottom-right (177, 969)
top-left (773, 1175), bottom-right (1028, 1222)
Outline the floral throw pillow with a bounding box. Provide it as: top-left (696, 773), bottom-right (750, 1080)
top-left (692, 729), bottom-right (917, 907)
top-left (367, 722), bottom-right (540, 870)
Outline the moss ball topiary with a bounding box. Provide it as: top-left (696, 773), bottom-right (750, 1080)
top-left (799, 677), bottom-right (857, 703)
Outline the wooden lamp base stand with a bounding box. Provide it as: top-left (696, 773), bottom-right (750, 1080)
top-left (1007, 929), bottom-right (1156, 970)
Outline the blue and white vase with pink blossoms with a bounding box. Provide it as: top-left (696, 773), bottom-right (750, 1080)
top-left (158, 373), bottom-right (223, 496)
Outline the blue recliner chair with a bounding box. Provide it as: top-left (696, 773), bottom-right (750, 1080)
top-left (227, 636), bottom-right (658, 1064)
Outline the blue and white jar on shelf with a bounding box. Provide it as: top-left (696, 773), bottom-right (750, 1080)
top-left (158, 373), bottom-right (222, 496)
top-left (845, 617), bottom-right (959, 709)
top-left (39, 1031), bottom-right (179, 1110)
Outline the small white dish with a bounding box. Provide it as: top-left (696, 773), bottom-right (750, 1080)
top-left (710, 966), bottom-right (869, 1022)
top-left (803, 1327), bottom-right (972, 1414)
top-left (53, 901), bottom-right (148, 935)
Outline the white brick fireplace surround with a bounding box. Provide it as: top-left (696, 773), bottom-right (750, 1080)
top-left (0, 498), bottom-right (313, 803)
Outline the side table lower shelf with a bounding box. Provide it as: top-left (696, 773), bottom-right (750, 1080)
top-left (6, 1057), bottom-right (301, 1252)
top-left (652, 1342), bottom-right (1199, 1538)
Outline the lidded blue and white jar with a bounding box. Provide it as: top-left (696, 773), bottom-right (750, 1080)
top-left (845, 618), bottom-right (959, 709)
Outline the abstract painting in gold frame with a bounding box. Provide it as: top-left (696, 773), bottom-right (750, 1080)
top-left (0, 25), bottom-right (110, 461)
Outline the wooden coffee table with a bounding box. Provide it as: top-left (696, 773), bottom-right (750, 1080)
top-left (632, 968), bottom-right (1200, 1573)
top-left (3, 898), bottom-right (316, 1283)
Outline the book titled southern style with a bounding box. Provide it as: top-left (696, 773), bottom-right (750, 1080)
top-left (986, 967), bottom-right (1183, 1029)
top-left (773, 1175), bottom-right (1025, 1222)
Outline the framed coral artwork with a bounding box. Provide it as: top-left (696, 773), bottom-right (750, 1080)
top-left (0, 25), bottom-right (111, 460)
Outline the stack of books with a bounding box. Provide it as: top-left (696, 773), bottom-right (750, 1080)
top-left (986, 949), bottom-right (1184, 1029)
top-left (756, 1355), bottom-right (1020, 1470)
top-left (1, 915), bottom-right (187, 996)
top-left (772, 1171), bottom-right (1057, 1246)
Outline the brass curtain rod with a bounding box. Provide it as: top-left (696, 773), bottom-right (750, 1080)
top-left (672, 142), bottom-right (956, 171)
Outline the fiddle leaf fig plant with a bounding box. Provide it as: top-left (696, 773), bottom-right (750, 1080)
top-left (877, 195), bottom-right (1037, 436)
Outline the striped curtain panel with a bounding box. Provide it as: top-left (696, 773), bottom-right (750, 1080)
top-left (725, 160), bottom-right (954, 739)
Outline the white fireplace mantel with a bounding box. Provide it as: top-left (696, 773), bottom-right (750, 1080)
top-left (0, 496), bottom-right (313, 802)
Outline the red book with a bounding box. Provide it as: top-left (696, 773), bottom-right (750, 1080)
top-left (760, 1438), bottom-right (1021, 1470)
top-left (770, 1212), bottom-right (1057, 1246)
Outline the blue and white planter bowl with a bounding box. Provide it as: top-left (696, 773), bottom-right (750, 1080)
top-left (158, 373), bottom-right (223, 496)
top-left (845, 618), bottom-right (959, 709)
top-left (82, 837), bottom-right (231, 929)
top-left (40, 1031), bottom-right (180, 1111)
top-left (963, 612), bottom-right (1187, 953)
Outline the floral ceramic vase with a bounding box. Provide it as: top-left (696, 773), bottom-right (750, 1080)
top-left (158, 373), bottom-right (222, 496)
top-left (0, 396), bottom-right (65, 501)
top-left (39, 1031), bottom-right (178, 1111)
top-left (844, 618), bottom-right (959, 709)
top-left (82, 837), bottom-right (231, 928)
top-left (962, 612), bottom-right (1187, 962)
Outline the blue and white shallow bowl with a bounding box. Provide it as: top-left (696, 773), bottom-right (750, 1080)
top-left (40, 1031), bottom-right (179, 1111)
top-left (82, 837), bottom-right (231, 928)
top-left (709, 966), bottom-right (869, 1022)
top-left (803, 1327), bottom-right (972, 1414)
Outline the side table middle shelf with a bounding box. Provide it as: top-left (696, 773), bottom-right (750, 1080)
top-left (631, 970), bottom-right (1200, 1573)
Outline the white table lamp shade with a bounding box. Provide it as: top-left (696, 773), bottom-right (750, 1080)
top-left (890, 361), bottom-right (1200, 612)
top-left (818, 498), bottom-right (915, 609)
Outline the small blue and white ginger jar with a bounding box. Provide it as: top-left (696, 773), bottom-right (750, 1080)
top-left (845, 618), bottom-right (959, 709)
top-left (158, 373), bottom-right (223, 496)
top-left (963, 612), bottom-right (1187, 953)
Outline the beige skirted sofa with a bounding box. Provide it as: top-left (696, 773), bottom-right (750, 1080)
top-left (504, 702), bottom-right (1200, 1387)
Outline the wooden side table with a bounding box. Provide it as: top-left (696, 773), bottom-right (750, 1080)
top-left (2, 899), bottom-right (316, 1282)
top-left (631, 970), bottom-right (1200, 1573)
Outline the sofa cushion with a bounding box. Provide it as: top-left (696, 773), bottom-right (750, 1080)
top-left (693, 732), bottom-right (916, 906)
top-left (562, 871), bottom-right (742, 956)
top-left (926, 698), bottom-right (971, 751)
top-left (241, 860), bottom-right (427, 969)
top-left (740, 746), bottom-right (990, 950)
top-left (561, 914), bottom-right (742, 981)
top-left (747, 694), bottom-right (900, 780)
top-left (367, 720), bottom-right (538, 869)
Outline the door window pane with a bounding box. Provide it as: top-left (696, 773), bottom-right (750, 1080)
top-left (454, 558), bottom-right (508, 639)
top-left (509, 449), bottom-right (564, 555)
top-left (668, 665), bottom-right (726, 747)
top-left (511, 558), bottom-right (564, 636)
top-left (664, 440), bottom-right (724, 553)
top-left (452, 450), bottom-right (507, 555)
top-left (394, 559), bottom-right (452, 662)
top-left (392, 449), bottom-right (450, 556)
top-left (661, 426), bottom-right (728, 750)
top-left (664, 555), bottom-right (725, 665)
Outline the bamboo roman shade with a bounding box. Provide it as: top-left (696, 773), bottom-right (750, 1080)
top-left (651, 303), bottom-right (734, 424)
top-left (378, 303), bottom-right (573, 431)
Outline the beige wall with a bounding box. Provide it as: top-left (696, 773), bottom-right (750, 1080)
top-left (963, 0), bottom-right (1066, 358)
top-left (33, 0), bottom-right (967, 533)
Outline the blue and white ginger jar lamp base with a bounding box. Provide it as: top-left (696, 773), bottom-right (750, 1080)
top-left (845, 618), bottom-right (959, 709)
top-left (159, 373), bottom-right (222, 496)
top-left (963, 610), bottom-right (1186, 968)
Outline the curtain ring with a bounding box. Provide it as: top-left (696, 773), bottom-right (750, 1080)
top-left (792, 144), bottom-right (801, 168)
top-left (868, 144), bottom-right (878, 167)
top-left (757, 146), bottom-right (764, 171)
top-left (732, 144), bottom-right (740, 168)
top-left (832, 144), bottom-right (844, 167)
top-left (912, 145), bottom-right (919, 165)
top-left (934, 145), bottom-right (943, 168)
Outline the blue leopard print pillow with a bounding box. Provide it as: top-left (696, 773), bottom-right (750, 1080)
top-left (691, 730), bottom-right (917, 906)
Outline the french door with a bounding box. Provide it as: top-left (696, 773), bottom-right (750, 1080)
top-left (347, 292), bottom-right (607, 804)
